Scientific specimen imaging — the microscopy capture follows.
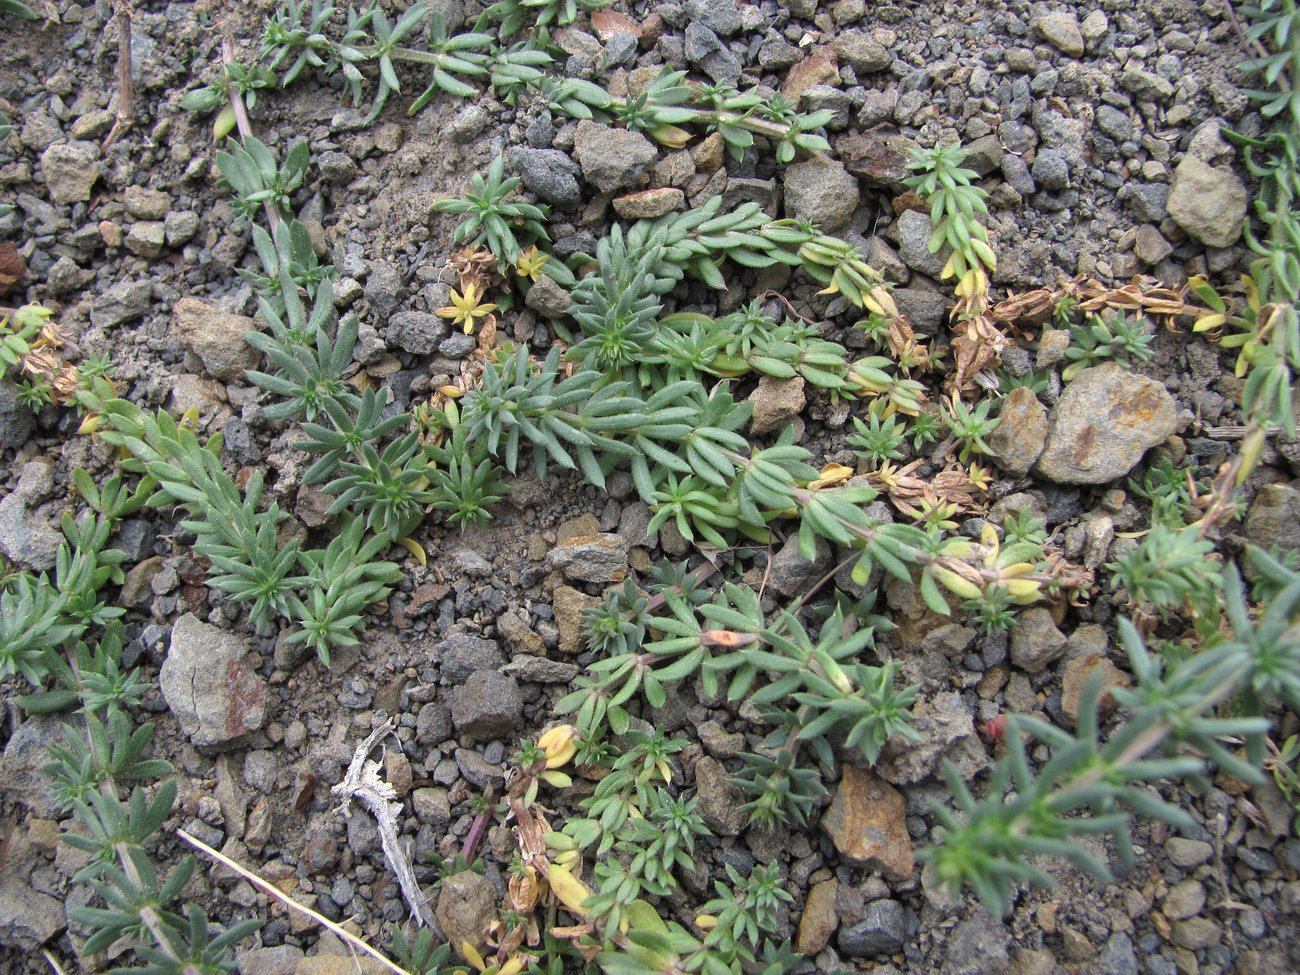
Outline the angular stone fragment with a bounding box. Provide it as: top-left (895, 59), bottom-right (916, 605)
top-left (554, 584), bottom-right (601, 653)
top-left (749, 374), bottom-right (805, 435)
top-left (1009, 607), bottom-right (1067, 675)
top-left (548, 532), bottom-right (629, 584)
top-left (0, 876), bottom-right (64, 949)
top-left (820, 765), bottom-right (913, 879)
top-left (160, 613), bottom-right (268, 751)
top-left (1032, 11), bottom-right (1084, 57)
top-left (879, 690), bottom-right (987, 784)
top-left (694, 756), bottom-right (747, 835)
top-left (573, 122), bottom-right (657, 192)
top-left (40, 142), bottom-right (100, 204)
top-left (435, 871), bottom-right (498, 959)
top-left (612, 187), bottom-right (685, 219)
top-left (449, 670), bottom-right (523, 741)
top-left (988, 386), bottom-right (1047, 477)
top-left (1167, 155), bottom-right (1248, 248)
top-left (1061, 653), bottom-right (1131, 726)
top-left (782, 157), bottom-right (860, 231)
top-left (171, 298), bottom-right (261, 381)
top-left (796, 878), bottom-right (840, 955)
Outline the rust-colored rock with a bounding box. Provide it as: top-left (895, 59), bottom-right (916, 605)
top-left (836, 131), bottom-right (920, 190)
top-left (591, 8), bottom-right (641, 40)
top-left (1061, 653), bottom-right (1131, 726)
top-left (820, 765), bottom-right (913, 880)
top-left (797, 878), bottom-right (840, 955)
top-left (781, 46), bottom-right (839, 101)
top-left (1036, 363), bottom-right (1176, 484)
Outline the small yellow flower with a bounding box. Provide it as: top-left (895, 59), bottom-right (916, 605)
top-left (515, 246), bottom-right (549, 282)
top-left (536, 724), bottom-right (577, 770)
top-left (437, 283), bottom-right (498, 334)
top-left (808, 462), bottom-right (853, 491)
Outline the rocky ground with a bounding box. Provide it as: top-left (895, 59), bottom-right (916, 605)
top-left (2, 0), bottom-right (1300, 973)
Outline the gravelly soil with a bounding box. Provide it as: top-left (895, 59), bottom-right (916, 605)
top-left (1, 0), bottom-right (1299, 973)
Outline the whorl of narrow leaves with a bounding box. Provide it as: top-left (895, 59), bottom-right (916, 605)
top-left (921, 555), bottom-right (1300, 916)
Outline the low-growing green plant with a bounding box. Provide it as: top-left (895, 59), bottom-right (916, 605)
top-left (434, 154), bottom-right (551, 269)
top-left (0, 513), bottom-right (126, 685)
top-left (540, 68), bottom-right (832, 163)
top-left (945, 396), bottom-right (999, 461)
top-left (285, 517), bottom-right (404, 664)
top-left (390, 926), bottom-right (457, 975)
top-left (20, 622), bottom-right (150, 715)
top-left (426, 426), bottom-right (507, 529)
top-left (1129, 455), bottom-right (1206, 528)
top-left (904, 142), bottom-right (996, 284)
top-left (1108, 523), bottom-right (1221, 620)
top-left (1061, 311), bottom-right (1154, 381)
top-left (846, 401), bottom-right (908, 467)
top-left (923, 555), bottom-right (1299, 915)
top-left (480, 0), bottom-right (606, 39)
top-left (216, 136), bottom-right (310, 223)
top-left (0, 303), bottom-right (52, 379)
top-left (253, 0), bottom-right (530, 121)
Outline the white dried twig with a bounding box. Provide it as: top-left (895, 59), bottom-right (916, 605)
top-left (332, 720), bottom-right (437, 929)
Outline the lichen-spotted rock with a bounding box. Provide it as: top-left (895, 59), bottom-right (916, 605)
top-left (1035, 363), bottom-right (1177, 484)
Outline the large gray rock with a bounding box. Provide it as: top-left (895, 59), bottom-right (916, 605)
top-left (684, 23), bottom-right (742, 85)
top-left (1167, 155), bottom-right (1248, 248)
top-left (879, 691), bottom-right (987, 785)
top-left (90, 279), bottom-right (152, 328)
top-left (783, 157), bottom-right (859, 232)
top-left (0, 384), bottom-right (34, 457)
top-left (749, 374), bottom-right (806, 436)
top-left (694, 756), bottom-right (747, 835)
top-left (387, 311), bottom-right (448, 355)
top-left (0, 459), bottom-right (61, 571)
top-left (39, 142), bottom-right (100, 204)
top-left (895, 208), bottom-right (949, 279)
top-left (547, 532), bottom-right (629, 584)
top-left (839, 899), bottom-right (906, 957)
top-left (449, 669), bottom-right (522, 741)
top-left (160, 613), bottom-right (268, 751)
top-left (171, 298), bottom-right (261, 381)
top-left (1035, 363), bottom-right (1177, 484)
top-left (1009, 607), bottom-right (1067, 674)
top-left (436, 634), bottom-right (506, 683)
top-left (766, 531), bottom-right (832, 599)
top-left (833, 29), bottom-right (892, 73)
top-left (1246, 483), bottom-right (1300, 556)
top-left (942, 910), bottom-right (1011, 975)
top-left (573, 122), bottom-right (658, 193)
top-left (0, 714), bottom-right (83, 817)
top-left (507, 147), bottom-right (583, 209)
top-left (1032, 11), bottom-right (1084, 57)
top-left (0, 875), bottom-right (64, 949)
top-left (685, 0), bottom-right (741, 35)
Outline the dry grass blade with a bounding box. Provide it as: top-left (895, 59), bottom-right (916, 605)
top-left (177, 827), bottom-right (415, 975)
